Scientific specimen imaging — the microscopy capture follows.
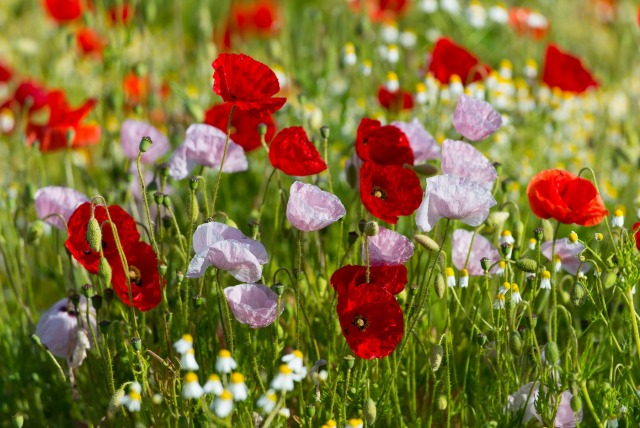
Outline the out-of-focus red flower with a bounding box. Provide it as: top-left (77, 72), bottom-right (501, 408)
top-left (76, 28), bottom-right (104, 57)
top-left (348, 0), bottom-right (409, 22)
top-left (204, 102), bottom-right (276, 152)
top-left (233, 1), bottom-right (279, 35)
top-left (212, 53), bottom-right (286, 115)
top-left (356, 118), bottom-right (414, 166)
top-left (0, 62), bottom-right (12, 83)
top-left (331, 264), bottom-right (408, 296)
top-left (107, 4), bottom-right (133, 25)
top-left (336, 280), bottom-right (404, 359)
top-left (360, 162), bottom-right (422, 224)
top-left (591, 0), bottom-right (616, 23)
top-left (542, 44), bottom-right (599, 94)
top-left (527, 169), bottom-right (608, 227)
top-left (43, 0), bottom-right (84, 23)
top-left (108, 241), bottom-right (162, 312)
top-left (268, 126), bottom-right (327, 176)
top-left (508, 7), bottom-right (550, 40)
top-left (377, 86), bottom-right (414, 112)
top-left (123, 72), bottom-right (149, 106)
top-left (1, 80), bottom-right (49, 113)
top-left (427, 37), bottom-right (491, 85)
top-left (65, 202), bottom-right (141, 274)
top-left (26, 90), bottom-right (101, 151)
top-left (633, 222), bottom-right (640, 251)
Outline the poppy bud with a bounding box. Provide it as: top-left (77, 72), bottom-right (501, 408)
top-left (430, 344), bottom-right (444, 372)
top-left (516, 258), bottom-right (538, 273)
top-left (509, 331), bottom-right (523, 356)
top-left (99, 320), bottom-right (111, 335)
top-left (533, 227), bottom-right (544, 241)
top-left (570, 282), bottom-right (586, 306)
top-left (86, 217), bottom-right (102, 252)
top-left (91, 295), bottom-right (103, 311)
top-left (306, 404), bottom-right (316, 418)
top-left (344, 355), bottom-right (355, 369)
top-left (435, 274), bottom-right (445, 299)
top-left (153, 192), bottom-right (164, 206)
top-left (257, 123), bottom-right (268, 137)
top-left (410, 163), bottom-right (439, 177)
top-left (515, 220), bottom-right (525, 242)
top-left (476, 333), bottom-right (487, 347)
top-left (104, 288), bottom-right (115, 303)
top-left (139, 136), bottom-right (152, 153)
top-left (570, 395), bottom-right (582, 412)
top-left (12, 413), bottom-right (23, 428)
top-left (486, 211), bottom-right (510, 228)
top-left (436, 395), bottom-right (447, 410)
top-left (109, 388), bottom-right (125, 414)
top-left (98, 257), bottom-right (112, 285)
top-left (26, 220), bottom-right (44, 243)
top-left (542, 220), bottom-right (554, 242)
top-left (480, 257), bottom-right (491, 273)
top-left (415, 234), bottom-right (440, 252)
top-left (81, 283), bottom-right (95, 298)
top-left (545, 341), bottom-right (560, 366)
top-left (364, 221), bottom-right (379, 237)
top-left (190, 197), bottom-right (199, 223)
top-left (320, 125), bottom-right (330, 139)
top-left (271, 283), bottom-right (285, 296)
top-left (130, 337), bottom-right (142, 352)
top-left (364, 398), bottom-right (377, 425)
top-left (189, 176), bottom-right (199, 191)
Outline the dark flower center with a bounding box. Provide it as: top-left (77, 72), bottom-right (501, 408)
top-left (129, 265), bottom-right (143, 286)
top-left (371, 186), bottom-right (386, 200)
top-left (352, 314), bottom-right (369, 331)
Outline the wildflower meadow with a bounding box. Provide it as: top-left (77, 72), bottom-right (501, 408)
top-left (3, 0), bottom-right (640, 427)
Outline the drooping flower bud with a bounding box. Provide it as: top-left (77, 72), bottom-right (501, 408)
top-left (86, 217), bottom-right (102, 252)
top-left (415, 234), bottom-right (440, 252)
top-left (545, 341), bottom-right (560, 366)
top-left (430, 344), bottom-right (444, 372)
top-left (435, 274), bottom-right (446, 299)
top-left (509, 331), bottom-right (523, 356)
top-left (436, 395), bottom-right (447, 410)
top-left (364, 398), bottom-right (377, 425)
top-left (570, 282), bottom-right (586, 306)
top-left (98, 257), bottom-right (112, 285)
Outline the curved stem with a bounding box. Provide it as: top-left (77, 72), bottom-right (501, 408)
top-left (210, 105), bottom-right (235, 215)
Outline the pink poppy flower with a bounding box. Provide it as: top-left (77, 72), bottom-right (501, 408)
top-left (416, 175), bottom-right (497, 232)
top-left (34, 186), bottom-right (89, 230)
top-left (35, 296), bottom-right (96, 366)
top-left (120, 119), bottom-right (170, 163)
top-left (452, 94), bottom-right (502, 141)
top-left (441, 139), bottom-right (497, 190)
top-left (362, 226), bottom-right (414, 266)
top-left (187, 222), bottom-right (268, 283)
top-left (451, 229), bottom-right (500, 276)
top-left (508, 382), bottom-right (582, 427)
top-left (390, 118), bottom-right (440, 162)
top-left (223, 283), bottom-right (284, 328)
top-left (168, 124), bottom-right (248, 180)
top-left (541, 238), bottom-right (589, 275)
top-left (286, 181), bottom-right (346, 232)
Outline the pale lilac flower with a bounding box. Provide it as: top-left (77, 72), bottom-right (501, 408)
top-left (223, 284), bottom-right (283, 328)
top-left (286, 182), bottom-right (346, 232)
top-left (452, 94), bottom-right (502, 141)
top-left (541, 239), bottom-right (589, 276)
top-left (35, 296), bottom-right (96, 367)
top-left (362, 226), bottom-right (414, 266)
top-left (441, 139), bottom-right (497, 190)
top-left (451, 229), bottom-right (500, 276)
top-left (168, 124), bottom-right (248, 180)
top-left (416, 175), bottom-right (497, 232)
top-left (187, 222), bottom-right (268, 283)
top-left (508, 382), bottom-right (582, 427)
top-left (390, 118), bottom-right (440, 162)
top-left (121, 119), bottom-right (170, 163)
top-left (34, 186), bottom-right (89, 230)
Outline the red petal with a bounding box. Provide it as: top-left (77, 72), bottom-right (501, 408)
top-left (268, 126), bottom-right (327, 176)
top-left (331, 264), bottom-right (408, 296)
top-left (542, 44), bottom-right (599, 94)
top-left (44, 0), bottom-right (83, 22)
top-left (427, 37), bottom-right (491, 85)
top-left (204, 102), bottom-right (276, 151)
top-left (377, 86), bottom-right (414, 112)
top-left (356, 120), bottom-right (414, 166)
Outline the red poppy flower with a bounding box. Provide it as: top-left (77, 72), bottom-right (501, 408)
top-left (337, 283), bottom-right (404, 359)
top-left (107, 4), bottom-right (133, 25)
top-left (348, 0), bottom-right (409, 22)
top-left (508, 7), bottom-right (550, 40)
top-left (44, 0), bottom-right (84, 22)
top-left (0, 61), bottom-right (11, 83)
top-left (542, 44), bottom-right (599, 94)
top-left (1, 80), bottom-right (49, 113)
top-left (232, 1), bottom-right (280, 35)
top-left (76, 28), bottom-right (104, 57)
top-left (360, 162), bottom-right (422, 224)
top-left (527, 169), bottom-right (608, 227)
top-left (212, 53), bottom-right (286, 115)
top-left (377, 86), bottom-right (414, 112)
top-left (65, 202), bottom-right (140, 274)
top-left (331, 264), bottom-right (408, 296)
top-left (204, 102), bottom-right (276, 152)
top-left (26, 90), bottom-right (101, 151)
top-left (356, 118), bottom-right (414, 166)
top-left (108, 241), bottom-right (162, 312)
top-left (427, 37), bottom-right (491, 85)
top-left (123, 72), bottom-right (149, 106)
top-left (268, 126), bottom-right (327, 176)
top-left (633, 222), bottom-right (640, 251)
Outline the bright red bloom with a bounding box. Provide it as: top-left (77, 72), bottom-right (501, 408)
top-left (348, 0), bottom-right (409, 22)
top-left (542, 44), bottom-right (599, 94)
top-left (204, 102), bottom-right (276, 152)
top-left (356, 118), bottom-right (414, 166)
top-left (108, 241), bottom-right (162, 312)
top-left (0, 62), bottom-right (12, 83)
top-left (269, 126), bottom-right (327, 176)
top-left (65, 202), bottom-right (141, 274)
top-left (1, 80), bottom-right (49, 113)
top-left (107, 4), bottom-right (133, 25)
top-left (76, 28), bottom-right (104, 57)
top-left (527, 169), bottom-right (608, 227)
top-left (331, 264), bottom-right (408, 296)
top-left (123, 72), bottom-right (149, 106)
top-left (377, 86), bottom-right (414, 112)
top-left (212, 53), bottom-right (286, 115)
top-left (360, 162), bottom-right (422, 224)
top-left (232, 1), bottom-right (279, 35)
top-left (43, 0), bottom-right (83, 22)
top-left (26, 90), bottom-right (101, 151)
top-left (427, 37), bottom-right (491, 85)
top-left (337, 282), bottom-right (404, 359)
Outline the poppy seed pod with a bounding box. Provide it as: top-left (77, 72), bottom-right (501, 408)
top-left (415, 234), bottom-right (440, 252)
top-left (364, 221), bottom-right (379, 237)
top-left (130, 337), bottom-right (142, 352)
top-left (139, 136), bottom-right (152, 153)
top-left (430, 344), bottom-right (444, 372)
top-left (86, 217), bottom-right (102, 252)
top-left (516, 258), bottom-right (538, 273)
top-left (320, 125), bottom-right (330, 139)
top-left (480, 257), bottom-right (491, 272)
top-left (257, 123), bottom-right (268, 137)
top-left (534, 227), bottom-right (544, 241)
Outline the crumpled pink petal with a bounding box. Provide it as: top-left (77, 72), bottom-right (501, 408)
top-left (416, 175), bottom-right (497, 232)
top-left (34, 186), bottom-right (89, 230)
top-left (168, 124), bottom-right (248, 180)
top-left (391, 118), bottom-right (441, 162)
top-left (541, 238), bottom-right (589, 275)
top-left (452, 229), bottom-right (501, 276)
top-left (508, 382), bottom-right (582, 427)
top-left (120, 119), bottom-right (170, 163)
top-left (362, 226), bottom-right (414, 266)
top-left (286, 181), bottom-right (346, 232)
top-left (441, 139), bottom-right (497, 190)
top-left (452, 94), bottom-right (502, 141)
top-left (187, 222), bottom-right (268, 283)
top-left (224, 283), bottom-right (284, 328)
